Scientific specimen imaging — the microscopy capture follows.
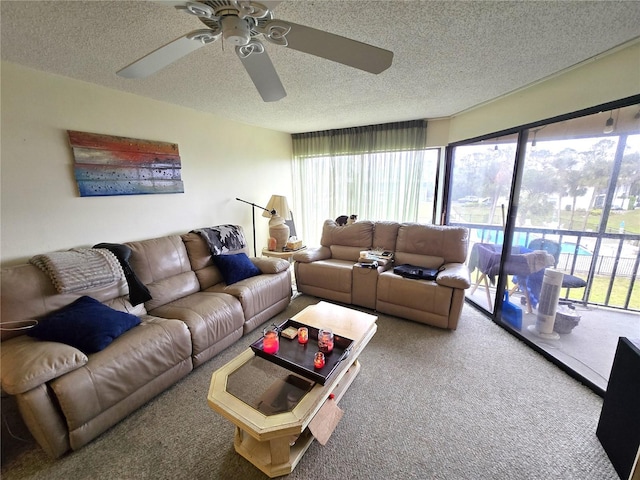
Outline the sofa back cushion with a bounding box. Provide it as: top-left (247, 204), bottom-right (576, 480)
top-left (181, 232), bottom-right (223, 289)
top-left (330, 245), bottom-right (364, 262)
top-left (320, 220), bottom-right (374, 249)
top-left (395, 224), bottom-right (469, 267)
top-left (1, 263), bottom-right (129, 342)
top-left (372, 221), bottom-right (401, 251)
top-left (126, 235), bottom-right (200, 311)
top-left (181, 227), bottom-right (250, 290)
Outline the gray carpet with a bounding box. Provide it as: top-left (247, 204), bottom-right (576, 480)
top-left (1, 294), bottom-right (617, 480)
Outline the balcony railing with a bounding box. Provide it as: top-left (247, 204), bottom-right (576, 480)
top-left (454, 223), bottom-right (640, 312)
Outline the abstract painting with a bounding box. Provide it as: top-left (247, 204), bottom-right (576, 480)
top-left (68, 130), bottom-right (184, 197)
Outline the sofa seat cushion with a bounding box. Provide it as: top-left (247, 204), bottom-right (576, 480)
top-left (1, 335), bottom-right (87, 395)
top-left (27, 296), bottom-right (140, 354)
top-left (49, 316), bottom-right (192, 431)
top-left (377, 270), bottom-right (453, 317)
top-left (206, 270), bottom-right (291, 324)
top-left (213, 253), bottom-right (261, 285)
top-left (296, 260), bottom-right (354, 293)
top-left (148, 292), bottom-right (244, 364)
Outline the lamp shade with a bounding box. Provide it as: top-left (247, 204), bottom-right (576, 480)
top-left (262, 195), bottom-right (292, 220)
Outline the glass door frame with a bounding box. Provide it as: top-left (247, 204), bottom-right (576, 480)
top-left (442, 93), bottom-right (640, 396)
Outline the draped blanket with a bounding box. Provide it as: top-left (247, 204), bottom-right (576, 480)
top-left (93, 243), bottom-right (152, 306)
top-left (469, 244), bottom-right (555, 285)
top-left (30, 248), bottom-right (124, 293)
top-left (193, 225), bottom-right (247, 255)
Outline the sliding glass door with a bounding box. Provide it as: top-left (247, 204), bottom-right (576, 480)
top-left (447, 98), bottom-right (640, 393)
top-left (448, 133), bottom-right (519, 314)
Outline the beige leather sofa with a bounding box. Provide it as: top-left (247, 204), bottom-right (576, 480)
top-left (294, 220), bottom-right (470, 329)
top-left (0, 226), bottom-right (291, 458)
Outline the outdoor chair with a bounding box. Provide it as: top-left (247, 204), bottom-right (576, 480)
top-left (522, 238), bottom-right (588, 309)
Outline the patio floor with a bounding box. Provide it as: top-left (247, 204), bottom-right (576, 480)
top-left (467, 285), bottom-right (640, 393)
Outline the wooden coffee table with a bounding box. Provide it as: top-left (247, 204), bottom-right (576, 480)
top-left (207, 301), bottom-right (377, 478)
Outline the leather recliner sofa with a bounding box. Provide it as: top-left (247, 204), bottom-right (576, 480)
top-left (293, 220), bottom-right (471, 329)
top-left (0, 226), bottom-right (291, 458)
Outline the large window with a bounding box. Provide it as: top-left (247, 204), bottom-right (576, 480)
top-left (448, 97), bottom-right (640, 393)
top-left (291, 121), bottom-right (439, 245)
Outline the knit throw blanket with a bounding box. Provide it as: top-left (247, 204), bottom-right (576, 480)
top-left (30, 248), bottom-right (124, 293)
top-left (193, 225), bottom-right (247, 256)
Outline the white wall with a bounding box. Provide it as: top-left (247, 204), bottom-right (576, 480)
top-left (3, 43), bottom-right (638, 265)
top-left (0, 62), bottom-right (292, 266)
top-left (448, 42), bottom-right (640, 142)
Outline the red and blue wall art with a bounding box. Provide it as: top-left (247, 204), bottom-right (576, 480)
top-left (68, 130), bottom-right (184, 197)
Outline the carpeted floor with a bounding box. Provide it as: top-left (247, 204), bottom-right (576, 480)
top-left (1, 294), bottom-right (617, 479)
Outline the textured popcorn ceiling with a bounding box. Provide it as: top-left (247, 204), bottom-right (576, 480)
top-left (1, 1), bottom-right (639, 133)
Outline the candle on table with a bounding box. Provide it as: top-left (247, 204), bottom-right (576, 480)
top-left (318, 328), bottom-right (334, 354)
top-left (314, 352), bottom-right (325, 369)
top-left (263, 329), bottom-right (279, 354)
top-left (297, 327), bottom-right (308, 344)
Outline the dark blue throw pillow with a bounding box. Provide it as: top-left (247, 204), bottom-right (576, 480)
top-left (28, 296), bottom-right (140, 354)
top-left (213, 252), bottom-right (261, 285)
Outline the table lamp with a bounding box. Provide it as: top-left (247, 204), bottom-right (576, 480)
top-left (262, 195), bottom-right (291, 251)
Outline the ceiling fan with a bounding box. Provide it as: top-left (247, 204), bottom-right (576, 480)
top-left (117, 0), bottom-right (394, 102)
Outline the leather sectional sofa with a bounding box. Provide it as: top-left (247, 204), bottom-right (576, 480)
top-left (293, 220), bottom-right (471, 329)
top-left (0, 227), bottom-right (291, 458)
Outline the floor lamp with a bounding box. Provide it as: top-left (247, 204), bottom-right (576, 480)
top-left (236, 198), bottom-right (273, 257)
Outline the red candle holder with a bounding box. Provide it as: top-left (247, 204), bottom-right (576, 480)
top-left (262, 329), bottom-right (279, 354)
top-left (318, 328), bottom-right (334, 354)
top-left (314, 352), bottom-right (325, 369)
top-left (297, 327), bottom-right (309, 344)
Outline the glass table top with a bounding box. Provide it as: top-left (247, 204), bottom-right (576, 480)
top-left (227, 355), bottom-right (316, 416)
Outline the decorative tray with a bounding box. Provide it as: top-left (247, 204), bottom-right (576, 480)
top-left (250, 319), bottom-right (353, 385)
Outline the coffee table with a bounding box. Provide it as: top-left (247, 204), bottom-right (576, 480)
top-left (207, 301), bottom-right (377, 478)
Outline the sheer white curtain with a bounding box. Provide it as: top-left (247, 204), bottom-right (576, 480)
top-left (292, 120), bottom-right (427, 246)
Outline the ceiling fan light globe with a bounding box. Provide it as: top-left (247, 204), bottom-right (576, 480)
top-left (221, 15), bottom-right (252, 46)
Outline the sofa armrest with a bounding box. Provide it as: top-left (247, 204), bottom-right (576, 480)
top-left (436, 263), bottom-right (471, 289)
top-left (293, 246), bottom-right (331, 263)
top-left (1, 336), bottom-right (88, 395)
top-left (251, 257), bottom-right (290, 274)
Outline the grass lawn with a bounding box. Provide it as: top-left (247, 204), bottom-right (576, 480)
top-left (565, 274), bottom-right (639, 310)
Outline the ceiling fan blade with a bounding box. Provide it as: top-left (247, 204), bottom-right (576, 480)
top-left (264, 20), bottom-right (393, 74)
top-left (117, 30), bottom-right (218, 78)
top-left (236, 41), bottom-right (286, 102)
